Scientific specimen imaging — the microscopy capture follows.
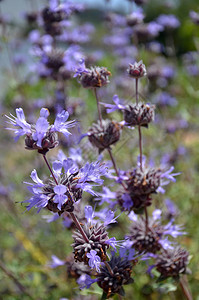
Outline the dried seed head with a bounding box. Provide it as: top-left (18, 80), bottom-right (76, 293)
top-left (156, 246), bottom-right (189, 279)
top-left (97, 256), bottom-right (133, 298)
top-left (79, 66), bottom-right (111, 88)
top-left (117, 167), bottom-right (162, 212)
top-left (129, 217), bottom-right (164, 253)
top-left (42, 172), bottom-right (83, 214)
top-left (88, 120), bottom-right (122, 153)
top-left (127, 61), bottom-right (147, 78)
top-left (124, 102), bottom-right (155, 127)
top-left (72, 223), bottom-right (109, 265)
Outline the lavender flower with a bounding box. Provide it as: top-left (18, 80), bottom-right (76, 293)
top-left (34, 45), bottom-right (84, 80)
top-left (117, 159), bottom-right (180, 213)
top-left (49, 255), bottom-right (65, 268)
top-left (156, 14), bottom-right (180, 30)
top-left (5, 108), bottom-right (76, 153)
top-left (190, 11), bottom-right (199, 25)
top-left (153, 92), bottom-right (178, 107)
top-left (24, 158), bottom-right (108, 213)
top-left (77, 274), bottom-right (97, 290)
top-left (100, 95), bottom-right (125, 114)
top-left (126, 9), bottom-right (145, 27)
top-left (87, 250), bottom-right (101, 272)
top-left (128, 210), bottom-right (184, 254)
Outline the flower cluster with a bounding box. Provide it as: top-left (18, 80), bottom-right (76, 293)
top-left (4, 2), bottom-right (193, 297)
top-left (24, 158), bottom-right (108, 214)
top-left (116, 159), bottom-right (180, 213)
top-left (5, 108), bottom-right (76, 154)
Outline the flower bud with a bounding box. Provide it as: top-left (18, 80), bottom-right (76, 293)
top-left (127, 61), bottom-right (147, 78)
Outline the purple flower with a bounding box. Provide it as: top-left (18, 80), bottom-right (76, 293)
top-left (147, 41), bottom-right (164, 53)
top-left (190, 11), bottom-right (199, 25)
top-left (156, 14), bottom-right (180, 29)
top-left (165, 198), bottom-right (179, 219)
top-left (147, 21), bottom-right (163, 37)
top-left (153, 92), bottom-right (178, 107)
top-left (161, 166), bottom-right (180, 182)
top-left (32, 111), bottom-right (49, 148)
top-left (129, 209), bottom-right (185, 253)
top-left (122, 193), bottom-right (133, 210)
top-left (77, 160), bottom-right (108, 192)
top-left (105, 237), bottom-right (118, 250)
top-left (24, 155), bottom-right (108, 213)
top-left (100, 209), bottom-right (118, 226)
top-left (49, 255), bottom-right (65, 268)
top-left (53, 184), bottom-right (68, 210)
top-left (5, 108), bottom-right (31, 141)
top-left (161, 66), bottom-right (176, 79)
top-left (87, 250), bottom-right (101, 272)
top-left (63, 45), bottom-right (85, 73)
top-left (100, 95), bottom-right (125, 113)
top-left (95, 187), bottom-right (116, 205)
top-left (77, 274), bottom-right (97, 289)
top-left (51, 110), bottom-right (76, 138)
top-left (5, 108), bottom-right (76, 151)
top-left (103, 34), bottom-right (129, 47)
top-left (73, 58), bottom-right (88, 77)
top-left (84, 205), bottom-right (94, 223)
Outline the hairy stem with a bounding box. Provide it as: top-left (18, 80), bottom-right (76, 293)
top-left (135, 78), bottom-right (143, 171)
top-left (94, 88), bottom-right (103, 127)
top-left (107, 148), bottom-right (127, 191)
top-left (138, 125), bottom-right (143, 171)
top-left (43, 154), bottom-right (58, 185)
top-left (107, 148), bottom-right (119, 177)
top-left (70, 212), bottom-right (89, 243)
top-left (135, 78), bottom-right (138, 105)
top-left (179, 276), bottom-right (193, 300)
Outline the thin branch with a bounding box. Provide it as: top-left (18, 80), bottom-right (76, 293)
top-left (94, 88), bottom-right (103, 127)
top-left (179, 276), bottom-right (192, 300)
top-left (70, 212), bottom-right (89, 243)
top-left (43, 154), bottom-right (58, 185)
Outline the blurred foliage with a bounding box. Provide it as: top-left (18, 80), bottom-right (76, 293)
top-left (1, 0), bottom-right (199, 299)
